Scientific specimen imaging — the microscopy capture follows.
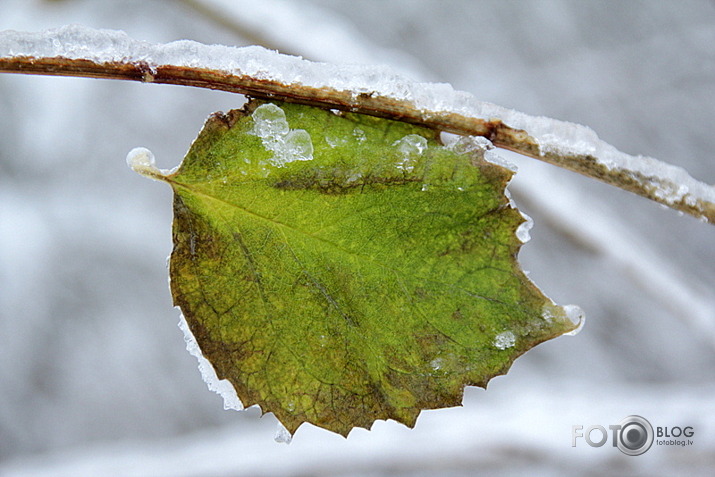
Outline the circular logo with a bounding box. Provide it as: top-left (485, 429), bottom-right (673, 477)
top-left (617, 415), bottom-right (654, 456)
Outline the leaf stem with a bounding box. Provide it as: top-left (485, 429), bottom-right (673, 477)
top-left (1, 42), bottom-right (713, 224)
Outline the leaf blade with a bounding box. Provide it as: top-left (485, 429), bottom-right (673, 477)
top-left (167, 99), bottom-right (578, 435)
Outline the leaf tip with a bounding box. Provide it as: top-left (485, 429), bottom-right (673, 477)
top-left (542, 302), bottom-right (586, 336)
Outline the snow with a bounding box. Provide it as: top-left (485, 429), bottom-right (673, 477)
top-left (2, 24), bottom-right (713, 214)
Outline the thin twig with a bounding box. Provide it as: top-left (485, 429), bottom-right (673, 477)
top-left (1, 30), bottom-right (713, 224)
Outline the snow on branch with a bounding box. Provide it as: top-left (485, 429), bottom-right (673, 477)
top-left (1, 25), bottom-right (714, 224)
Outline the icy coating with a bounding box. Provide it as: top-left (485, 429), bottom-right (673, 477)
top-left (2, 25), bottom-right (713, 210)
top-left (177, 314), bottom-right (244, 411)
top-left (274, 423), bottom-right (293, 444)
top-left (250, 103), bottom-right (313, 166)
top-left (515, 212), bottom-right (534, 243)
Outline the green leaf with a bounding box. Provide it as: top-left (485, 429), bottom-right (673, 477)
top-left (154, 99), bottom-right (578, 436)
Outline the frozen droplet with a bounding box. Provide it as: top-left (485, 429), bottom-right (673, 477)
top-left (274, 422), bottom-right (293, 444)
top-left (563, 304), bottom-right (586, 336)
top-left (325, 135), bottom-right (347, 148)
top-left (393, 134), bottom-right (427, 172)
top-left (494, 331), bottom-right (516, 350)
top-left (353, 127), bottom-right (367, 142)
top-left (126, 146), bottom-right (155, 169)
top-left (126, 147), bottom-right (169, 180)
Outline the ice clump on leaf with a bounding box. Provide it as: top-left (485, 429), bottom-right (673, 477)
top-left (284, 129), bottom-right (314, 161)
top-left (393, 134), bottom-right (427, 172)
top-left (394, 134), bottom-right (427, 155)
top-left (444, 135), bottom-right (518, 173)
top-left (251, 103), bottom-right (290, 137)
top-left (325, 134), bottom-right (347, 148)
top-left (250, 103), bottom-right (314, 166)
top-left (352, 128), bottom-right (367, 142)
top-left (494, 331), bottom-right (516, 350)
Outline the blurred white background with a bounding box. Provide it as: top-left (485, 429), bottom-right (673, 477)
top-left (1, 1), bottom-right (714, 475)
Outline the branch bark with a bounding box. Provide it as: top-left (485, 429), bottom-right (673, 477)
top-left (1, 32), bottom-right (714, 224)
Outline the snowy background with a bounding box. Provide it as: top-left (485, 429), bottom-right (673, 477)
top-left (1, 1), bottom-right (714, 475)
